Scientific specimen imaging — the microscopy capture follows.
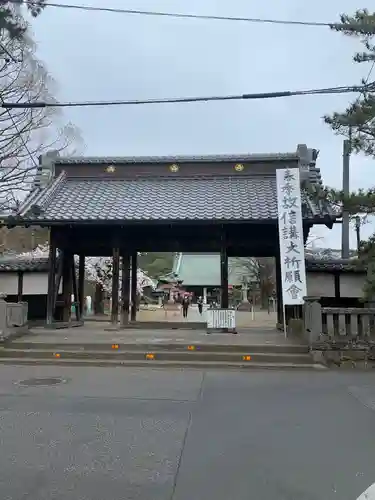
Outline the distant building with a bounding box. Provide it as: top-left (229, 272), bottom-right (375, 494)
top-left (171, 253), bottom-right (259, 303)
top-left (171, 252), bottom-right (366, 308)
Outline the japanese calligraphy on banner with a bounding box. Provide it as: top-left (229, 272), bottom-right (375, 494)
top-left (276, 167), bottom-right (307, 305)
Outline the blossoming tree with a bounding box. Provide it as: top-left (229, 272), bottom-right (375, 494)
top-left (17, 245), bottom-right (155, 313)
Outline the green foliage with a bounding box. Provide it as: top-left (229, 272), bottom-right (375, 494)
top-left (321, 11), bottom-right (375, 298)
top-left (324, 9), bottom-right (375, 155)
top-left (323, 186), bottom-right (375, 214)
top-left (137, 252), bottom-right (174, 279)
top-left (0, 0), bottom-right (46, 40)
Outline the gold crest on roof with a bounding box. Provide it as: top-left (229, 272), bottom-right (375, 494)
top-left (106, 165), bottom-right (116, 173)
top-left (169, 164), bottom-right (179, 172)
top-left (234, 163), bottom-right (244, 172)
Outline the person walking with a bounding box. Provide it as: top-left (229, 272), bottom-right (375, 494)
top-left (182, 294), bottom-right (190, 319)
top-left (197, 296), bottom-right (203, 315)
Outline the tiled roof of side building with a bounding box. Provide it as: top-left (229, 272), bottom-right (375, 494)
top-left (16, 172), bottom-right (333, 223)
top-left (0, 256), bottom-right (50, 272)
top-left (305, 258), bottom-right (366, 272)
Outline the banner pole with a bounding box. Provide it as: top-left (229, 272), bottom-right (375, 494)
top-left (283, 305), bottom-right (287, 339)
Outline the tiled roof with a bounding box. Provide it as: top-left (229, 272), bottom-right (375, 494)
top-left (305, 258), bottom-right (366, 273)
top-left (0, 256), bottom-right (49, 272)
top-left (17, 174), bottom-right (332, 223)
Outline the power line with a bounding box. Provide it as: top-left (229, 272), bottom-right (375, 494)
top-left (4, 0), bottom-right (347, 29)
top-left (364, 60), bottom-right (375, 86)
top-left (1, 83), bottom-right (370, 109)
top-left (13, 0), bottom-right (375, 32)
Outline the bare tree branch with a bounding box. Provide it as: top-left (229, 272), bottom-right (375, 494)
top-left (0, 30), bottom-right (84, 211)
top-left (229, 257), bottom-right (276, 308)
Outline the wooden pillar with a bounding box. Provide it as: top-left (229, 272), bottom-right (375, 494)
top-left (17, 271), bottom-right (23, 303)
top-left (71, 258), bottom-right (80, 321)
top-left (54, 254), bottom-right (63, 311)
top-left (62, 250), bottom-right (73, 323)
top-left (220, 233), bottom-right (229, 309)
top-left (130, 251), bottom-right (137, 321)
top-left (46, 232), bottom-right (57, 325)
top-left (78, 254), bottom-right (85, 316)
top-left (121, 253), bottom-right (130, 326)
top-left (111, 246), bottom-right (120, 325)
top-left (334, 272), bottom-right (340, 300)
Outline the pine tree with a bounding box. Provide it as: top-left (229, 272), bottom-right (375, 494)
top-left (325, 9), bottom-right (375, 155)
top-left (323, 10), bottom-right (375, 297)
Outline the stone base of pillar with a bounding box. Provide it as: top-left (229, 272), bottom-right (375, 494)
top-left (237, 301), bottom-right (252, 311)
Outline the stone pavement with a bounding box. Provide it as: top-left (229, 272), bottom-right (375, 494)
top-left (91, 305), bottom-right (277, 328)
top-left (1, 364), bottom-right (375, 499)
top-left (21, 320), bottom-right (290, 347)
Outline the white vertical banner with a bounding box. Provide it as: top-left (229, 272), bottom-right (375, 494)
top-left (276, 168), bottom-right (307, 305)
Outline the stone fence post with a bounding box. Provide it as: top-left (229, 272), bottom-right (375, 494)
top-left (303, 296), bottom-right (322, 345)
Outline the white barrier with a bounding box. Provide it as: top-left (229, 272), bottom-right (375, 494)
top-left (207, 308), bottom-right (236, 331)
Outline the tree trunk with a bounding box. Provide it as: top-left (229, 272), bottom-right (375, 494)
top-left (94, 283), bottom-right (104, 315)
top-left (260, 284), bottom-right (269, 310)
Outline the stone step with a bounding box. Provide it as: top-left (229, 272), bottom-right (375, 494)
top-left (0, 357), bottom-right (326, 370)
top-left (0, 348), bottom-right (312, 364)
top-left (7, 342), bottom-right (309, 354)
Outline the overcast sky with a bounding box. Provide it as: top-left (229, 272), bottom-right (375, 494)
top-left (31, 0), bottom-right (375, 249)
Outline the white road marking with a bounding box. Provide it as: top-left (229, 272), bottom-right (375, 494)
top-left (357, 482), bottom-right (375, 499)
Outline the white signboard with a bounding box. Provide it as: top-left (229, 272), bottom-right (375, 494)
top-left (207, 309), bottom-right (236, 329)
top-left (276, 167), bottom-right (307, 305)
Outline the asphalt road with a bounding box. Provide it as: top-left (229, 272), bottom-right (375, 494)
top-left (1, 366), bottom-right (375, 499)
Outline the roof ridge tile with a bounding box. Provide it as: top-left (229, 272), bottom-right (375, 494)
top-left (18, 171), bottom-right (67, 218)
top-left (55, 152), bottom-right (300, 165)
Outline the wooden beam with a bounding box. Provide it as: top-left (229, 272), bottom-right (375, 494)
top-left (130, 252), bottom-right (137, 321)
top-left (17, 271), bottom-right (23, 303)
top-left (111, 246), bottom-right (120, 325)
top-left (121, 253), bottom-right (130, 326)
top-left (46, 232), bottom-right (57, 325)
top-left (56, 224), bottom-right (278, 255)
top-left (78, 254), bottom-right (85, 316)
